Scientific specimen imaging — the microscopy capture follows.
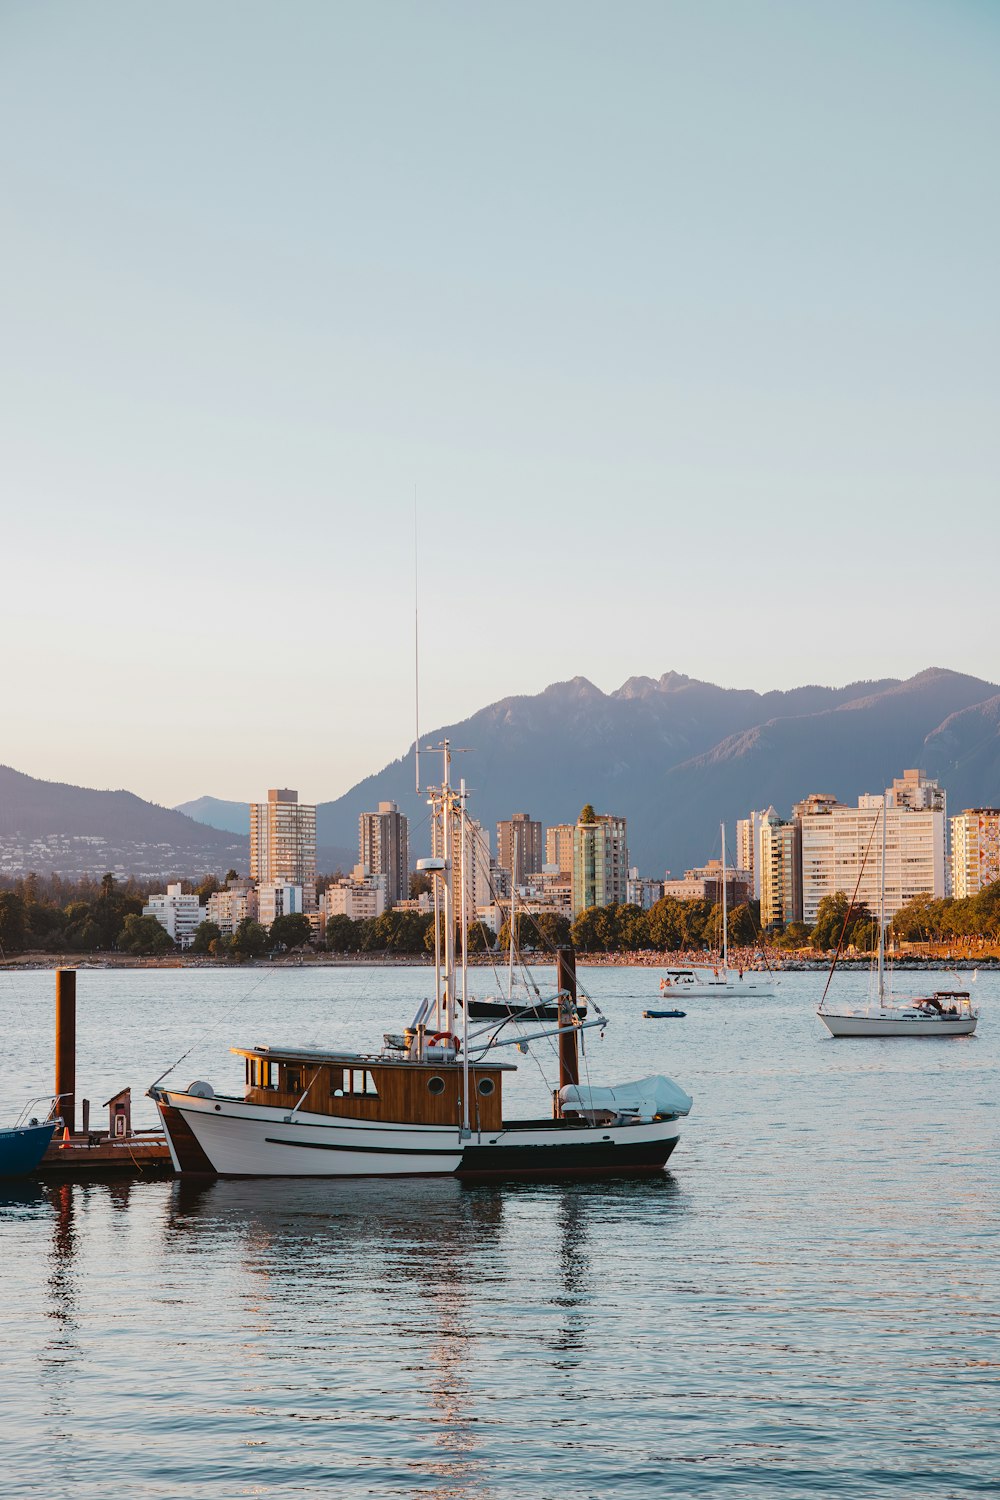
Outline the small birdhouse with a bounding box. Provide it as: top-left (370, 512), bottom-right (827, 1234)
top-left (104, 1088), bottom-right (132, 1139)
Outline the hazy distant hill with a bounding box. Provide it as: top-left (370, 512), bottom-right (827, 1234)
top-left (173, 795), bottom-right (249, 835)
top-left (311, 667), bottom-right (1000, 873)
top-left (175, 795), bottom-right (355, 873)
top-left (0, 764), bottom-right (248, 879)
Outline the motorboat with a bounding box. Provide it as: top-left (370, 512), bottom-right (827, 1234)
top-left (0, 1100), bottom-right (59, 1178)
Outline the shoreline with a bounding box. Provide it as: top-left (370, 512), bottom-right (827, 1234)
top-left (1, 952), bottom-right (992, 973)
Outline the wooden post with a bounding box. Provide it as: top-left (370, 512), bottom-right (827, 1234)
top-left (556, 947), bottom-right (579, 1092)
top-left (55, 968), bottom-right (77, 1134)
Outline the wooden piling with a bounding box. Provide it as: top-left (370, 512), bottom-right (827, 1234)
top-left (55, 968), bottom-right (77, 1134)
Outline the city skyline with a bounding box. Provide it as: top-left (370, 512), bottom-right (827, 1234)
top-left (3, 3), bottom-right (999, 805)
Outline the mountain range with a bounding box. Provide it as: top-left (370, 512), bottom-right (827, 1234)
top-left (3, 668), bottom-right (998, 881)
top-left (182, 666), bottom-right (1000, 876)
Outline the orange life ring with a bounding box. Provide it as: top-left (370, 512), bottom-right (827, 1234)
top-left (426, 1031), bottom-right (459, 1051)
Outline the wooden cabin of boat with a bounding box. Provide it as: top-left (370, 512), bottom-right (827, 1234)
top-left (234, 1046), bottom-right (516, 1131)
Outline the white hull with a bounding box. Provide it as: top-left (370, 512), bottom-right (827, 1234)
top-left (660, 978), bottom-right (776, 999)
top-left (819, 1011), bottom-right (977, 1038)
top-left (158, 1090), bottom-right (465, 1176)
top-left (156, 1089), bottom-right (685, 1178)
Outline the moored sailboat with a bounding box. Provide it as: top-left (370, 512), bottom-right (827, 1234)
top-left (818, 795), bottom-right (978, 1038)
top-left (150, 745), bottom-right (692, 1178)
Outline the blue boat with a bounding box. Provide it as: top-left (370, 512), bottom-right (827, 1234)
top-left (0, 1118), bottom-right (58, 1178)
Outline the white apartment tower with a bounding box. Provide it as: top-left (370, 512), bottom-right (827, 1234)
top-left (798, 771), bottom-right (946, 923)
top-left (250, 789), bottom-right (317, 909)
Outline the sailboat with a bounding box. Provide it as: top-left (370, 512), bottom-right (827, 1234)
top-left (654, 823), bottom-right (776, 1002)
top-left (818, 796), bottom-right (978, 1038)
top-left (465, 834), bottom-right (586, 1022)
top-left (149, 744), bottom-right (692, 1178)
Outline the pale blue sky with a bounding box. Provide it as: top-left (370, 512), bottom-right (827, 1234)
top-left (2, 1), bottom-right (998, 805)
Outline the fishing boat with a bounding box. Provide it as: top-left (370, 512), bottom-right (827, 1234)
top-left (818, 796), bottom-right (978, 1038)
top-left (150, 745), bottom-right (692, 1178)
top-left (656, 823), bottom-right (776, 999)
top-left (0, 1101), bottom-right (58, 1178)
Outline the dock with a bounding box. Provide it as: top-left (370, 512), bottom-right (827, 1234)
top-left (40, 1129), bottom-right (172, 1175)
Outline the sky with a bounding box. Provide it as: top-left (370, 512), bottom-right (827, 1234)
top-left (2, 0), bottom-right (998, 807)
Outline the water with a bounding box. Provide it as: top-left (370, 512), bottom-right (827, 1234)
top-left (1, 964), bottom-right (997, 1498)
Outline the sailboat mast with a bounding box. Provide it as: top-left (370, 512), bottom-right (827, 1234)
top-left (878, 792), bottom-right (887, 1006)
top-left (721, 821), bottom-right (728, 975)
top-left (441, 741), bottom-right (455, 1037)
top-left (507, 828), bottom-right (517, 1002)
top-left (460, 778), bottom-right (471, 1132)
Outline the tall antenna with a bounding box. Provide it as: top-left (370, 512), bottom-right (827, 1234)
top-left (414, 487), bottom-right (421, 794)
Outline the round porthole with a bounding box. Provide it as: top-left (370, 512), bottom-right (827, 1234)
top-left (427, 1076), bottom-right (446, 1095)
top-left (477, 1078), bottom-right (495, 1097)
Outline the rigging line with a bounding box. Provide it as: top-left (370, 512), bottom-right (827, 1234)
top-left (150, 967), bottom-right (274, 1089)
top-left (818, 805), bottom-right (883, 1011)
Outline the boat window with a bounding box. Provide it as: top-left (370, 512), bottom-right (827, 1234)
top-left (427, 1076), bottom-right (446, 1096)
top-left (285, 1069), bottom-right (301, 1094)
top-left (477, 1077), bottom-right (495, 1097)
top-left (331, 1068), bottom-right (378, 1096)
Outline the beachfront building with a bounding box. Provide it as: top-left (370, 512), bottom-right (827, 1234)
top-left (358, 802), bottom-right (409, 907)
top-left (143, 884), bottom-right (207, 948)
top-left (257, 881), bottom-right (305, 927)
top-left (545, 823), bottom-right (575, 876)
top-left (326, 866), bottom-right (387, 921)
top-left (760, 810), bottom-right (802, 930)
top-left (497, 813), bottom-right (543, 886)
top-left (250, 789), bottom-right (317, 910)
top-left (661, 861), bottom-right (751, 907)
top-left (736, 810), bottom-right (768, 899)
top-left (571, 808), bottom-right (628, 918)
top-left (626, 868), bottom-right (664, 909)
top-left (950, 809), bottom-right (1000, 899)
top-left (797, 772), bottom-right (946, 923)
top-left (205, 880), bottom-right (257, 936)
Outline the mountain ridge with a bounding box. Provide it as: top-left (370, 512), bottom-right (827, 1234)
top-left (4, 667), bottom-right (999, 878)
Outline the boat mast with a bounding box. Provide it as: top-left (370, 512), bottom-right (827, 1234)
top-left (460, 777), bottom-right (471, 1132)
top-left (721, 820), bottom-right (728, 976)
top-left (440, 740), bottom-right (456, 1039)
top-left (507, 828), bottom-right (517, 1002)
top-left (877, 792), bottom-right (887, 1008)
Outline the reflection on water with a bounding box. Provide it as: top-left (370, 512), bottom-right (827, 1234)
top-left (1, 968), bottom-right (998, 1498)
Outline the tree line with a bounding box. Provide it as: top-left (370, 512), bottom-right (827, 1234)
top-left (4, 871), bottom-right (1000, 959)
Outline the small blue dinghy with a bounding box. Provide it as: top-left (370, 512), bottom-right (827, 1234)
top-left (642, 1009), bottom-right (687, 1019)
top-left (0, 1118), bottom-right (57, 1178)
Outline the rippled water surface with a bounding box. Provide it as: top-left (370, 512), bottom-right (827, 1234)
top-left (1, 964), bottom-right (997, 1498)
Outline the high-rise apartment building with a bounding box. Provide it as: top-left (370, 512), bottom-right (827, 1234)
top-left (736, 810), bottom-right (768, 899)
top-left (431, 815), bottom-right (493, 923)
top-left (797, 772), bottom-right (946, 923)
top-left (250, 790), bottom-right (317, 909)
top-left (497, 813), bottom-right (543, 887)
top-left (545, 824), bottom-right (575, 875)
top-left (759, 809), bottom-right (802, 930)
top-left (571, 810), bottom-right (628, 918)
top-left (358, 801), bottom-right (409, 907)
top-left (950, 809), bottom-right (1000, 898)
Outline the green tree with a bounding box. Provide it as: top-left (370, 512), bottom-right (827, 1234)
top-left (529, 911), bottom-right (573, 950)
top-left (190, 920), bottom-right (222, 955)
top-left (117, 914), bottom-right (174, 955)
top-left (578, 804), bottom-right (596, 825)
top-left (224, 869), bottom-right (239, 884)
top-left (270, 913), bottom-right (313, 950)
top-left (231, 918), bottom-right (269, 958)
top-left (811, 892), bottom-right (873, 951)
top-left (727, 903), bottom-right (758, 947)
top-left (196, 875), bottom-right (221, 904)
top-left (409, 870), bottom-right (433, 898)
top-left (0, 892), bottom-right (27, 953)
top-left (647, 896), bottom-right (684, 951)
top-left (326, 914), bottom-right (362, 952)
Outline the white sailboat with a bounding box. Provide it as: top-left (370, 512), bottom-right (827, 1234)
top-left (655, 823), bottom-right (776, 1001)
top-left (818, 795), bottom-right (978, 1038)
